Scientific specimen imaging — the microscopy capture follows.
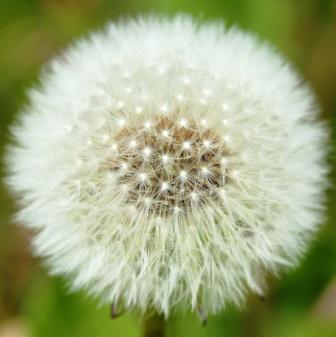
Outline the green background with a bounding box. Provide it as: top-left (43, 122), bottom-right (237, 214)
top-left (0, 1), bottom-right (335, 336)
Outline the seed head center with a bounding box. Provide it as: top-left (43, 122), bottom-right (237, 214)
top-left (109, 114), bottom-right (232, 216)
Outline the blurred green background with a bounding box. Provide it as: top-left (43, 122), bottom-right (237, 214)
top-left (0, 0), bottom-right (335, 336)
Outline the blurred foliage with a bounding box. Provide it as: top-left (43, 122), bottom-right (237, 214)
top-left (0, 1), bottom-right (335, 336)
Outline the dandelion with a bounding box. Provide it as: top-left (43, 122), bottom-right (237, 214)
top-left (5, 15), bottom-right (328, 322)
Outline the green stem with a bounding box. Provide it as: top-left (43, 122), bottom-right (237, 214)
top-left (143, 313), bottom-right (166, 337)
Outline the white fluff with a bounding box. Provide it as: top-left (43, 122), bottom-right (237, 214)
top-left (5, 15), bottom-right (328, 317)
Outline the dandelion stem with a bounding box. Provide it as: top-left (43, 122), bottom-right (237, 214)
top-left (143, 313), bottom-right (165, 337)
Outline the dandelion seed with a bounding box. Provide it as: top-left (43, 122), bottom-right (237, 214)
top-left (138, 173), bottom-right (147, 182)
top-left (176, 94), bottom-right (184, 101)
top-left (190, 191), bottom-right (198, 201)
top-left (222, 104), bottom-right (230, 111)
top-left (179, 170), bottom-right (187, 180)
top-left (182, 141), bottom-right (191, 150)
top-left (144, 197), bottom-right (152, 206)
top-left (144, 121), bottom-right (151, 129)
top-left (202, 88), bottom-right (211, 97)
top-left (161, 154), bottom-right (169, 164)
top-left (102, 134), bottom-right (109, 144)
top-left (117, 118), bottom-right (126, 127)
top-left (222, 119), bottom-right (229, 126)
top-left (179, 118), bottom-right (188, 127)
top-left (116, 101), bottom-right (125, 109)
top-left (221, 157), bottom-right (228, 166)
top-left (161, 129), bottom-right (169, 138)
top-left (129, 140), bottom-right (137, 149)
top-left (143, 147), bottom-right (151, 157)
top-left (200, 166), bottom-right (209, 176)
top-left (66, 125), bottom-right (73, 133)
top-left (135, 106), bottom-right (143, 114)
top-left (122, 71), bottom-right (130, 79)
top-left (120, 162), bottom-right (128, 170)
top-left (182, 77), bottom-right (191, 85)
top-left (161, 182), bottom-right (169, 191)
top-left (203, 140), bottom-right (211, 148)
top-left (111, 143), bottom-right (118, 152)
top-left (160, 104), bottom-right (168, 113)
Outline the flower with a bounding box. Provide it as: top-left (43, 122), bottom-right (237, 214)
top-left (5, 15), bottom-right (328, 317)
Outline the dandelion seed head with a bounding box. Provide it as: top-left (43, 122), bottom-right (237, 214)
top-left (5, 15), bottom-right (328, 318)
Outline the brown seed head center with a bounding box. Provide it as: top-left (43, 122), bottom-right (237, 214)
top-left (108, 114), bottom-right (232, 216)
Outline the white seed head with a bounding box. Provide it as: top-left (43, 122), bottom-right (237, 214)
top-left (5, 16), bottom-right (328, 319)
